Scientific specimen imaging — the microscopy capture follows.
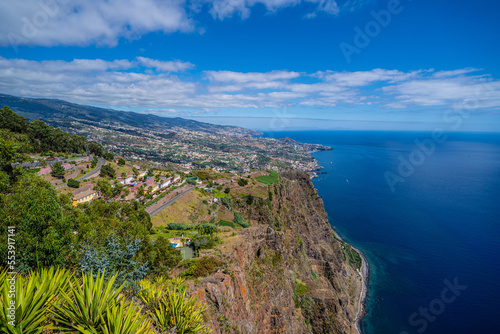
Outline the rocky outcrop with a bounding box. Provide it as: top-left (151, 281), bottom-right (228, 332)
top-left (188, 170), bottom-right (364, 333)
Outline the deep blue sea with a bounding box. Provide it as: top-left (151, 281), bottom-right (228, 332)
top-left (261, 130), bottom-right (500, 334)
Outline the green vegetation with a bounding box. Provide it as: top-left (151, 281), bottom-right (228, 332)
top-left (0, 171), bottom-right (183, 284)
top-left (237, 178), bottom-right (248, 186)
top-left (192, 170), bottom-right (221, 180)
top-left (246, 194), bottom-right (254, 205)
top-left (338, 240), bottom-right (363, 270)
top-left (233, 212), bottom-right (250, 228)
top-left (180, 257), bottom-right (223, 278)
top-left (294, 281), bottom-right (311, 297)
top-left (137, 278), bottom-right (211, 333)
top-left (100, 163), bottom-right (116, 178)
top-left (186, 178), bottom-right (197, 185)
top-left (255, 170), bottom-right (280, 185)
top-left (0, 268), bottom-right (210, 333)
top-left (166, 223), bottom-right (193, 230)
top-left (148, 236), bottom-right (183, 276)
top-left (213, 190), bottom-right (227, 198)
top-left (0, 106), bottom-right (102, 158)
top-left (67, 178), bottom-right (80, 188)
top-left (218, 220), bottom-right (236, 228)
top-left (221, 196), bottom-right (232, 210)
top-left (197, 223), bottom-right (217, 239)
top-left (50, 161), bottom-right (66, 179)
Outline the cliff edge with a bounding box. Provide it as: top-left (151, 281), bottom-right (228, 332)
top-left (187, 170), bottom-right (365, 333)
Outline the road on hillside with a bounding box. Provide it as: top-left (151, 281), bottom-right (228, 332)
top-left (77, 158), bottom-right (106, 180)
top-left (147, 186), bottom-right (195, 218)
top-left (55, 158), bottom-right (106, 189)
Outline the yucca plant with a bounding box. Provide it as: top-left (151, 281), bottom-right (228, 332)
top-left (136, 276), bottom-right (185, 309)
top-left (0, 267), bottom-right (72, 334)
top-left (136, 278), bottom-right (167, 308)
top-left (101, 301), bottom-right (152, 334)
top-left (52, 270), bottom-right (123, 332)
top-left (52, 270), bottom-right (153, 334)
top-left (168, 277), bottom-right (187, 292)
top-left (150, 287), bottom-right (211, 334)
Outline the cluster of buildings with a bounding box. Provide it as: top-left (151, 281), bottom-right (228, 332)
top-left (71, 171), bottom-right (183, 206)
top-left (72, 118), bottom-right (329, 174)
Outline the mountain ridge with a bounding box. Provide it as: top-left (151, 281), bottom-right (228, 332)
top-left (0, 93), bottom-right (260, 136)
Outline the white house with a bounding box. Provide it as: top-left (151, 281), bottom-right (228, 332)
top-left (121, 176), bottom-right (135, 185)
top-left (158, 178), bottom-right (171, 189)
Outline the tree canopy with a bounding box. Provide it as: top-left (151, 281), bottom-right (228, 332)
top-left (0, 106), bottom-right (103, 160)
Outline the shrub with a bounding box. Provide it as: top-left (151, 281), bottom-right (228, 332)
top-left (221, 196), bottom-right (232, 210)
top-left (246, 194), bottom-right (254, 205)
top-left (76, 234), bottom-right (149, 289)
top-left (166, 223), bottom-right (192, 231)
top-left (181, 257), bottom-right (223, 278)
top-left (218, 220), bottom-right (235, 228)
top-left (233, 212), bottom-right (249, 228)
top-left (148, 236), bottom-right (182, 276)
top-left (294, 281), bottom-right (311, 297)
top-left (50, 161), bottom-right (66, 179)
top-left (67, 178), bottom-right (80, 188)
top-left (137, 278), bottom-right (210, 334)
top-left (100, 164), bottom-right (116, 178)
top-left (103, 152), bottom-right (114, 161)
top-left (237, 178), bottom-right (248, 186)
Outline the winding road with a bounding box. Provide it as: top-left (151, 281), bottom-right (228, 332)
top-left (55, 158), bottom-right (106, 189)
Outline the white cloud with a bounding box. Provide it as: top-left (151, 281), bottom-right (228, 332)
top-left (431, 68), bottom-right (480, 79)
top-left (137, 57), bottom-right (194, 72)
top-left (317, 69), bottom-right (423, 86)
top-left (0, 0), bottom-right (193, 48)
top-left (202, 0), bottom-right (342, 20)
top-left (1, 57), bottom-right (499, 113)
top-left (383, 71), bottom-right (500, 109)
top-left (205, 70), bottom-right (300, 83)
top-left (0, 0), bottom-right (357, 48)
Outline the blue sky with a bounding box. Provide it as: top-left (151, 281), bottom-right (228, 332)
top-left (1, 0), bottom-right (499, 131)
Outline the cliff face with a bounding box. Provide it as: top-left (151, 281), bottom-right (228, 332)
top-left (189, 170), bottom-right (364, 333)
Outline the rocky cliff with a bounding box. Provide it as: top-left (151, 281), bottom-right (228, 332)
top-left (188, 170), bottom-right (365, 333)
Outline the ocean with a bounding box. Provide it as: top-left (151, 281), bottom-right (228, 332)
top-left (261, 130), bottom-right (500, 334)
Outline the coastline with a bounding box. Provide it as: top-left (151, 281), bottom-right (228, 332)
top-left (269, 133), bottom-right (369, 333)
top-left (332, 228), bottom-right (369, 334)
top-left (305, 145), bottom-right (368, 333)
